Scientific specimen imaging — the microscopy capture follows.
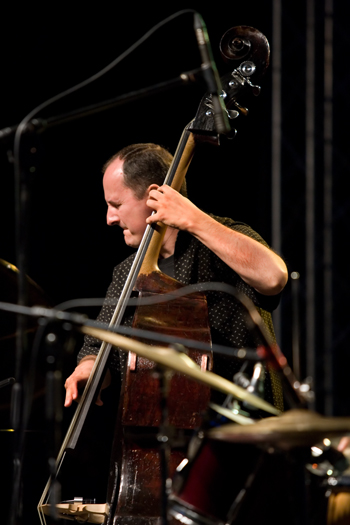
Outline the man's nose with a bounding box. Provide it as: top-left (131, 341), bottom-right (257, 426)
top-left (107, 208), bottom-right (119, 226)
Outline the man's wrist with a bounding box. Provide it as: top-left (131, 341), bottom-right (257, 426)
top-left (78, 355), bottom-right (97, 365)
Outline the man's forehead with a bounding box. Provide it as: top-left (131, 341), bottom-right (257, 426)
top-left (108, 156), bottom-right (124, 174)
top-left (104, 157), bottom-right (126, 184)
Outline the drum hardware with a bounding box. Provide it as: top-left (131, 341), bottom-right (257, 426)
top-left (292, 376), bottom-right (315, 404)
top-left (306, 442), bottom-right (350, 479)
top-left (150, 365), bottom-right (179, 525)
top-left (221, 360), bottom-right (266, 418)
top-left (233, 361), bottom-right (264, 395)
top-left (327, 475), bottom-right (350, 489)
top-left (240, 361), bottom-right (265, 411)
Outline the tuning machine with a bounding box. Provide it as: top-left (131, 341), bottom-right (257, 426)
top-left (229, 62), bottom-right (261, 96)
top-left (204, 92), bottom-right (239, 120)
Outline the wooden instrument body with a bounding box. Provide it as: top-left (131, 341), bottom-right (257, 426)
top-left (108, 242), bottom-right (213, 524)
top-left (123, 272), bottom-right (213, 428)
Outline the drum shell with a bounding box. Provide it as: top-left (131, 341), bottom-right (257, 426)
top-left (168, 435), bottom-right (307, 525)
top-left (327, 475), bottom-right (350, 524)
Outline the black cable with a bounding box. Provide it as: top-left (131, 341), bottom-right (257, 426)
top-left (54, 281), bottom-right (249, 311)
top-left (0, 299), bottom-right (260, 361)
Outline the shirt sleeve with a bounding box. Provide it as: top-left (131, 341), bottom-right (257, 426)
top-left (77, 255), bottom-right (136, 375)
top-left (209, 214), bottom-right (283, 312)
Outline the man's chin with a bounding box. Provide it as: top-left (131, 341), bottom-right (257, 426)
top-left (123, 232), bottom-right (139, 249)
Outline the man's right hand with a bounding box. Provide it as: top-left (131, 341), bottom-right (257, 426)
top-left (64, 356), bottom-right (111, 407)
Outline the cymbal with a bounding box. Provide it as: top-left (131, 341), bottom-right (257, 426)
top-left (80, 325), bottom-right (280, 416)
top-left (0, 259), bottom-right (52, 419)
top-left (207, 408), bottom-right (350, 449)
top-left (0, 258), bottom-right (52, 340)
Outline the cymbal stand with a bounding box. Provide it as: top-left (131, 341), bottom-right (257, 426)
top-left (155, 367), bottom-right (174, 525)
top-left (38, 317), bottom-right (74, 523)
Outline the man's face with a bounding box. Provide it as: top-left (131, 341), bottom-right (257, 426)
top-left (103, 157), bottom-right (151, 248)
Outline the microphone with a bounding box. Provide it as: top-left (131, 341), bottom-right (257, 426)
top-left (193, 13), bottom-right (231, 135)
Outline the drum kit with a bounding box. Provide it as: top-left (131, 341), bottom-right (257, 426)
top-left (2, 259), bottom-right (350, 525)
top-left (80, 326), bottom-right (350, 525)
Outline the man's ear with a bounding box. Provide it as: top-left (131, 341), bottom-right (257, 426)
top-left (147, 184), bottom-right (159, 195)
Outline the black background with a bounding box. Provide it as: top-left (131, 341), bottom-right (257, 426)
top-left (1, 1), bottom-right (349, 522)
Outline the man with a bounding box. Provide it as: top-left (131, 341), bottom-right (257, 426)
top-left (64, 142), bottom-right (288, 409)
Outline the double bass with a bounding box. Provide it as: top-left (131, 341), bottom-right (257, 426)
top-left (38, 21), bottom-right (271, 525)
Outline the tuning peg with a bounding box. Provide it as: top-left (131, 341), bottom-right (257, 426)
top-left (225, 128), bottom-right (238, 140)
top-left (247, 83), bottom-right (261, 96)
top-left (227, 109), bottom-right (239, 119)
top-left (229, 65), bottom-right (262, 97)
top-left (237, 61), bottom-right (262, 96)
top-left (232, 101), bottom-right (249, 117)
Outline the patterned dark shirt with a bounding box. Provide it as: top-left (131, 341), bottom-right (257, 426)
top-left (78, 215), bottom-right (284, 409)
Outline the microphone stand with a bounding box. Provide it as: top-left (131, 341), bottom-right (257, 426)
top-left (0, 68), bottom-right (203, 142)
top-left (0, 377), bottom-right (16, 389)
top-left (5, 67), bottom-right (203, 525)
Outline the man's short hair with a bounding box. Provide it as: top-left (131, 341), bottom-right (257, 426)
top-left (102, 143), bottom-right (188, 199)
